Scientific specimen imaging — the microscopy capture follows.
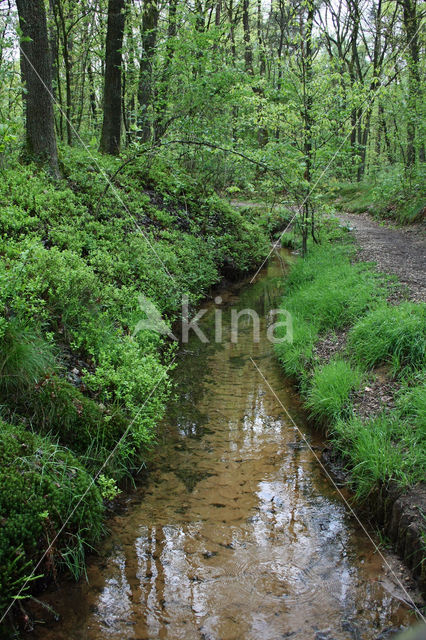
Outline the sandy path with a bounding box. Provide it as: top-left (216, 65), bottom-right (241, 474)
top-left (338, 212), bottom-right (425, 303)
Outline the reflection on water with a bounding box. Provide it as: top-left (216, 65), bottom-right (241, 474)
top-left (27, 249), bottom-right (417, 640)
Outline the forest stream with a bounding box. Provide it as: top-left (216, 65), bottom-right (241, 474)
top-left (26, 249), bottom-right (418, 640)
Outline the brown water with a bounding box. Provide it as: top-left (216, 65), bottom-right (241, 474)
top-left (27, 250), bottom-right (417, 640)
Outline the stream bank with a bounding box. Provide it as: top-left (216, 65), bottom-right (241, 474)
top-left (22, 248), bottom-right (421, 640)
top-left (275, 215), bottom-right (425, 597)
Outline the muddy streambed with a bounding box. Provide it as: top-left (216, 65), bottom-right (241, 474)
top-left (26, 250), bottom-right (418, 640)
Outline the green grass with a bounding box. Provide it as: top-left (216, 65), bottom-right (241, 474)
top-left (275, 239), bottom-right (389, 378)
top-left (331, 412), bottom-right (426, 498)
top-left (347, 302), bottom-right (426, 373)
top-left (305, 359), bottom-right (363, 423)
top-left (276, 232), bottom-right (425, 498)
top-left (334, 181), bottom-right (376, 214)
top-left (396, 376), bottom-right (426, 427)
top-left (0, 319), bottom-right (56, 395)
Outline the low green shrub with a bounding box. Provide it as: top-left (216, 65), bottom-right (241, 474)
top-left (0, 420), bottom-right (104, 612)
top-left (332, 165), bottom-right (425, 224)
top-left (0, 148), bottom-right (270, 610)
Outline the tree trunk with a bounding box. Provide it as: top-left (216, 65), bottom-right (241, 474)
top-left (87, 63), bottom-right (98, 125)
top-left (99, 0), bottom-right (126, 155)
top-left (137, 0), bottom-right (159, 143)
top-left (242, 0), bottom-right (253, 75)
top-left (301, 1), bottom-right (315, 255)
top-left (154, 0), bottom-right (177, 140)
top-left (53, 0), bottom-right (73, 145)
top-left (401, 0), bottom-right (423, 165)
top-left (16, 0), bottom-right (60, 178)
top-left (256, 0), bottom-right (268, 147)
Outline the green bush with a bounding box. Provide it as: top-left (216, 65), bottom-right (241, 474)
top-left (0, 420), bottom-right (104, 611)
top-left (0, 148), bottom-right (270, 610)
top-left (332, 165), bottom-right (426, 224)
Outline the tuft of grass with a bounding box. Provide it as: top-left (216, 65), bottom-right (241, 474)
top-left (275, 315), bottom-right (318, 378)
top-left (396, 376), bottom-right (426, 427)
top-left (331, 412), bottom-right (426, 498)
top-left (347, 302), bottom-right (426, 373)
top-left (275, 239), bottom-right (389, 377)
top-left (305, 359), bottom-right (363, 422)
top-left (0, 419), bottom-right (104, 611)
top-left (0, 319), bottom-right (56, 395)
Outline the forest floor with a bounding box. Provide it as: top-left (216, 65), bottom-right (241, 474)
top-left (338, 211), bottom-right (426, 303)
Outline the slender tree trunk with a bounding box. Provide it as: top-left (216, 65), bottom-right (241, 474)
top-left (213, 0), bottom-right (221, 55)
top-left (256, 0), bottom-right (268, 147)
top-left (16, 0), bottom-right (60, 177)
top-left (227, 0), bottom-right (238, 144)
top-left (357, 0), bottom-right (383, 180)
top-left (301, 1), bottom-right (315, 255)
top-left (137, 0), bottom-right (159, 143)
top-left (242, 0), bottom-right (253, 75)
top-left (99, 0), bottom-right (126, 155)
top-left (124, 3), bottom-right (137, 143)
top-left (215, 0), bottom-right (221, 27)
top-left (54, 0), bottom-right (73, 145)
top-left (401, 0), bottom-right (423, 165)
top-left (87, 63), bottom-right (98, 124)
top-left (154, 0), bottom-right (177, 140)
top-left (228, 0), bottom-right (237, 61)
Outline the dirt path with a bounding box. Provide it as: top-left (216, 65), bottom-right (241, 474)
top-left (230, 200), bottom-right (426, 302)
top-left (338, 212), bottom-right (426, 303)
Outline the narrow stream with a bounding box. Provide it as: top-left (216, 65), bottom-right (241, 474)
top-left (28, 250), bottom-right (416, 640)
